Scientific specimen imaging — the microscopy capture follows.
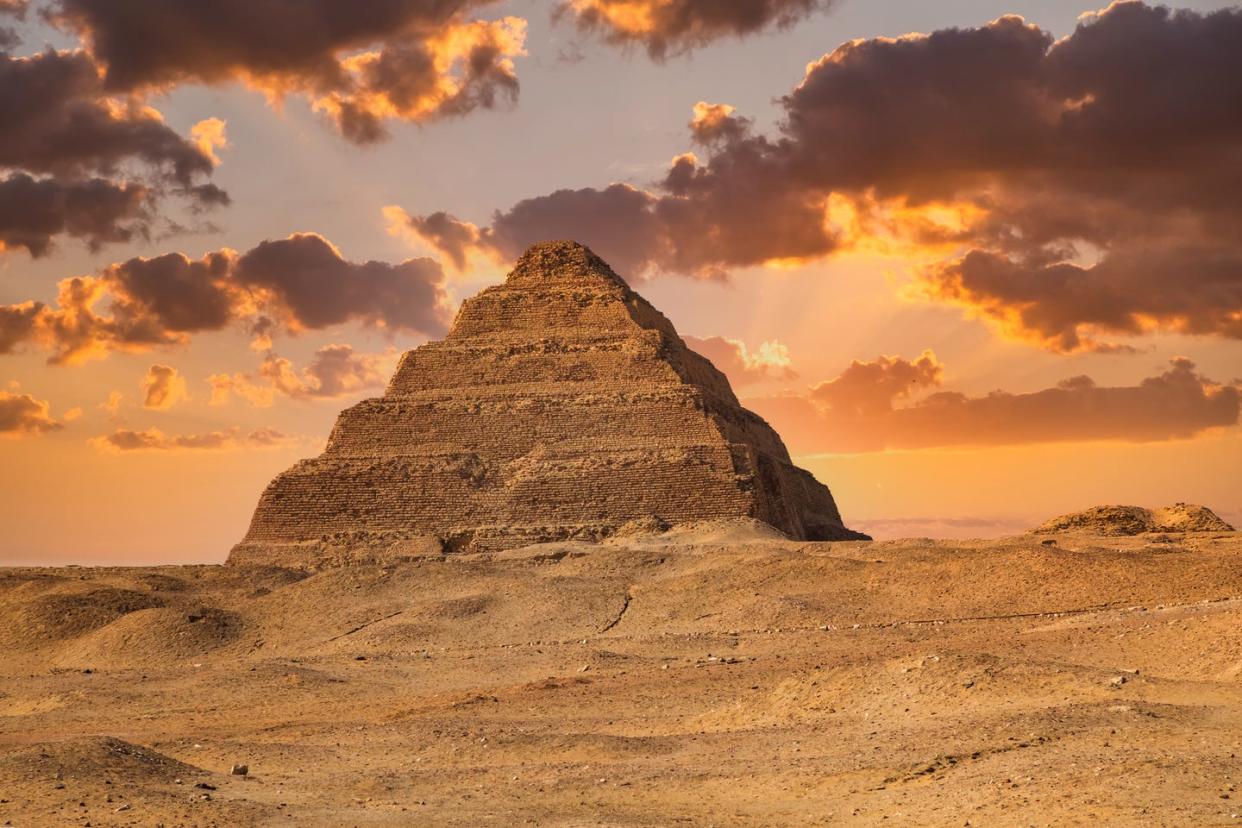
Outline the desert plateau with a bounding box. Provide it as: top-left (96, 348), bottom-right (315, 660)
top-left (2, 516), bottom-right (1241, 826)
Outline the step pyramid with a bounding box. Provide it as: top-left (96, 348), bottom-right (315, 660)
top-left (230, 241), bottom-right (867, 566)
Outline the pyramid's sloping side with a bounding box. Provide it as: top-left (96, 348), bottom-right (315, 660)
top-left (229, 242), bottom-right (866, 566)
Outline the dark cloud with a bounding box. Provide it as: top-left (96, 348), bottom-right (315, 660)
top-left (0, 389), bottom-right (62, 435)
top-left (0, 48), bottom-right (226, 256)
top-left (93, 426), bottom-right (294, 451)
top-left (748, 354), bottom-right (1241, 454)
top-left (49, 0), bottom-right (526, 143)
top-left (403, 2), bottom-right (1242, 346)
top-left (0, 173), bottom-right (149, 257)
top-left (0, 233), bottom-right (451, 364)
top-left (683, 335), bottom-right (795, 385)
top-left (557, 0), bottom-right (834, 57)
top-left (234, 234), bottom-right (449, 333)
top-left (0, 49), bottom-right (219, 187)
top-left (920, 246), bottom-right (1242, 352)
top-left (393, 108), bottom-right (831, 280)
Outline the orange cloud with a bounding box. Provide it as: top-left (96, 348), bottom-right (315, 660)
top-left (0, 233), bottom-right (452, 364)
top-left (51, 0), bottom-right (526, 143)
top-left (99, 390), bottom-right (122, 415)
top-left (210, 344), bottom-right (394, 406)
top-left (684, 335), bottom-right (795, 385)
top-left (91, 426), bottom-right (295, 452)
top-left (748, 355), bottom-right (1241, 454)
top-left (0, 390), bottom-right (63, 436)
top-left (557, 0), bottom-right (835, 57)
top-left (189, 117), bottom-right (229, 166)
top-left (141, 364), bottom-right (188, 410)
top-left (915, 247), bottom-right (1242, 353)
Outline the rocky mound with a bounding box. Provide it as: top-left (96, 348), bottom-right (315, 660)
top-left (53, 605), bottom-right (243, 669)
top-left (0, 584), bottom-right (164, 651)
top-left (1033, 503), bottom-right (1235, 535)
top-left (231, 241), bottom-right (867, 567)
top-left (0, 737), bottom-right (206, 785)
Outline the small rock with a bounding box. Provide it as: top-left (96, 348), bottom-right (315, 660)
top-left (578, 664), bottom-right (590, 673)
top-left (114, 803), bottom-right (131, 812)
top-left (1040, 539), bottom-right (1057, 547)
top-left (230, 764), bottom-right (248, 776)
top-left (194, 782), bottom-right (216, 790)
top-left (1109, 675), bottom-right (1128, 687)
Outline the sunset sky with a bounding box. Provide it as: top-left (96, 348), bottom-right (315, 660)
top-left (2, 0), bottom-right (1240, 564)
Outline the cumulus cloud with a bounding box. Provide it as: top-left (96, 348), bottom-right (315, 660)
top-left (806, 350), bottom-right (942, 418)
top-left (49, 0), bottom-right (526, 143)
top-left (684, 335), bottom-right (795, 385)
top-left (557, 0), bottom-right (834, 57)
top-left (748, 354), bottom-right (1241, 454)
top-left (400, 2), bottom-right (1242, 347)
top-left (0, 50), bottom-right (218, 185)
top-left (209, 344), bottom-right (393, 406)
top-left (0, 390), bottom-right (62, 435)
top-left (917, 245), bottom-right (1242, 352)
top-left (0, 233), bottom-right (452, 364)
top-left (0, 173), bottom-right (149, 257)
top-left (232, 234), bottom-right (450, 334)
top-left (92, 426), bottom-right (295, 451)
top-left (0, 48), bottom-right (226, 255)
top-left (141, 364), bottom-right (187, 410)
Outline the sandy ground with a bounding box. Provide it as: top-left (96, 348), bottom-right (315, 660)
top-left (2, 527), bottom-right (1241, 827)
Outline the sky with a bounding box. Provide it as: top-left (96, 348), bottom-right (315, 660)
top-left (1, 0), bottom-right (1240, 564)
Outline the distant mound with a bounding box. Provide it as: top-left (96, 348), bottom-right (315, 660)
top-left (54, 605), bottom-right (243, 669)
top-left (1, 585), bottom-right (164, 650)
top-left (1033, 503), bottom-right (1235, 535)
top-left (0, 736), bottom-right (205, 785)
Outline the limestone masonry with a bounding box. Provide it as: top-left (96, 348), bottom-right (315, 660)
top-left (230, 241), bottom-right (868, 566)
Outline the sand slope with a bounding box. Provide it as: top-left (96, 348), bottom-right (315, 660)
top-left (1, 527), bottom-right (1240, 825)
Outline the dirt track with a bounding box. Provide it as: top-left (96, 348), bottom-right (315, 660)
top-left (2, 528), bottom-right (1241, 826)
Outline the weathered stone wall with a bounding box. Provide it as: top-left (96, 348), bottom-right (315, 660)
top-left (229, 241), bottom-right (866, 567)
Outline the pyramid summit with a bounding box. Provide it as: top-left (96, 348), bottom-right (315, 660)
top-left (229, 241), bottom-right (867, 566)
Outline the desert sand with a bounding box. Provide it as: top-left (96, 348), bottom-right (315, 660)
top-left (3, 521), bottom-right (1241, 827)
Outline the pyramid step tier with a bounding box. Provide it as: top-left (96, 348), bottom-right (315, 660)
top-left (324, 388), bottom-right (789, 462)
